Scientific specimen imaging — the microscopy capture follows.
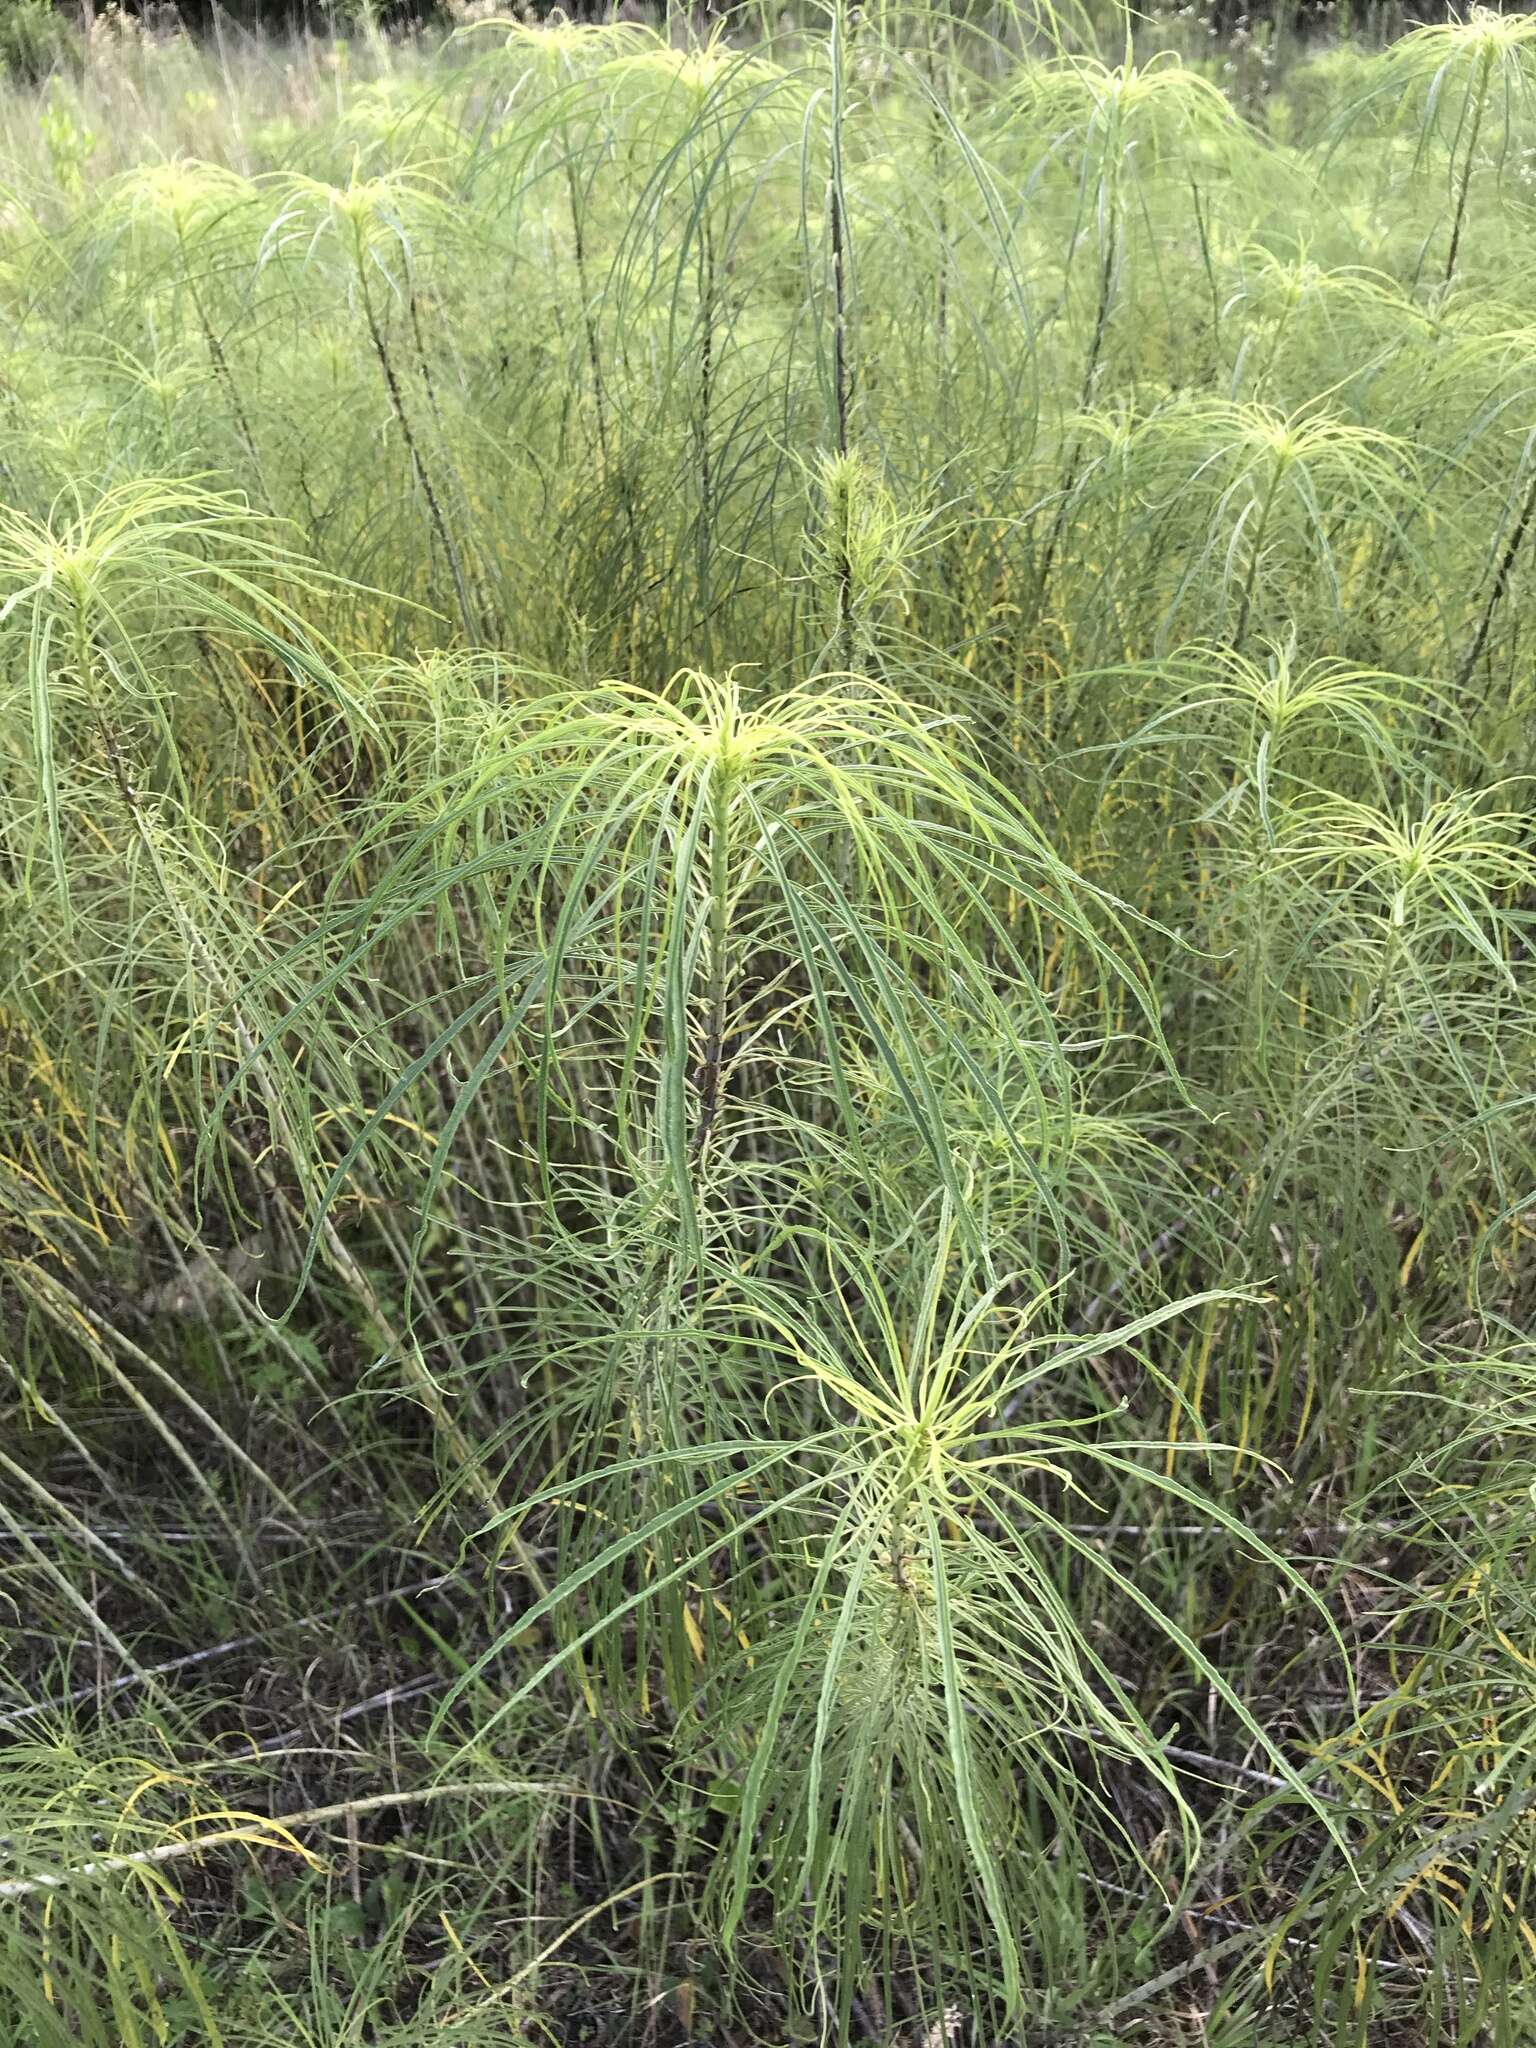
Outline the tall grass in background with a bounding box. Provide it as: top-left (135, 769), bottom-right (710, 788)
top-left (1, 3), bottom-right (1535, 2043)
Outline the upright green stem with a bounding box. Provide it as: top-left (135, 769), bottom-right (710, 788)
top-left (692, 754), bottom-right (733, 1158)
top-left (1037, 214), bottom-right (1119, 613)
top-left (827, 12), bottom-right (857, 675)
top-left (1457, 455), bottom-right (1536, 691)
top-left (566, 155), bottom-right (612, 467)
top-left (924, 21), bottom-right (950, 362)
top-left (357, 258), bottom-right (478, 643)
top-left (1444, 42), bottom-right (1494, 290)
top-left (828, 4), bottom-right (855, 471)
top-left (564, 144), bottom-right (644, 673)
top-left (695, 216), bottom-right (718, 642)
top-left (409, 288), bottom-right (497, 637)
top-left (179, 223), bottom-right (271, 513)
top-left (1234, 457), bottom-right (1284, 649)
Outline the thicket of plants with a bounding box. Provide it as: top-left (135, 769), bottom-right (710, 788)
top-left (2, 5), bottom-right (1535, 2042)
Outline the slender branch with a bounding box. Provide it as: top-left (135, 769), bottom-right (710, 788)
top-left (358, 264), bottom-right (478, 642)
top-left (0, 1783), bottom-right (563, 1900)
top-left (1457, 457), bottom-right (1536, 690)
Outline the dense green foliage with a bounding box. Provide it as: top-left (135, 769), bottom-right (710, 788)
top-left (2, 6), bottom-right (1536, 2043)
